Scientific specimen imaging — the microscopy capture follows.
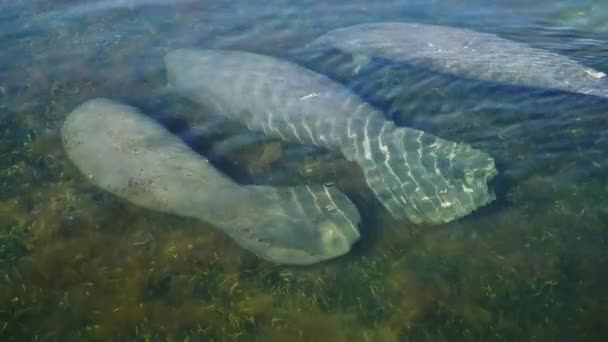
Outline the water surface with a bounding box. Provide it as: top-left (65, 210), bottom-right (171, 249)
top-left (1, 0), bottom-right (607, 341)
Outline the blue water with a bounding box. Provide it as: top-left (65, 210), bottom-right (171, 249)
top-left (1, 1), bottom-right (607, 341)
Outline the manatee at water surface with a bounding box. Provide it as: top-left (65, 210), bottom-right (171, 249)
top-left (165, 49), bottom-right (497, 224)
top-left (304, 22), bottom-right (608, 98)
top-left (61, 98), bottom-right (360, 265)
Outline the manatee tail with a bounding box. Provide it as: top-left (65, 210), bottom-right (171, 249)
top-left (233, 183), bottom-right (361, 265)
top-left (346, 124), bottom-right (497, 223)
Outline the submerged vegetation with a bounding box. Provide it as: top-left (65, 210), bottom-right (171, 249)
top-left (1, 89), bottom-right (607, 341)
top-left (1, 2), bottom-right (608, 341)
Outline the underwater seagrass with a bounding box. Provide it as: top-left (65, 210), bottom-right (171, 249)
top-left (304, 22), bottom-right (608, 98)
top-left (164, 49), bottom-right (497, 224)
top-left (61, 98), bottom-right (360, 265)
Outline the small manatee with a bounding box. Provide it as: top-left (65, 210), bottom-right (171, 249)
top-left (62, 98), bottom-right (360, 265)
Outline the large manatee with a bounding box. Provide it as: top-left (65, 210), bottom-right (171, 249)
top-left (165, 49), bottom-right (496, 224)
top-left (304, 22), bottom-right (608, 98)
top-left (61, 98), bottom-right (360, 265)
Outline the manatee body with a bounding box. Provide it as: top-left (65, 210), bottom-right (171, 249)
top-left (305, 22), bottom-right (608, 98)
top-left (61, 98), bottom-right (360, 265)
top-left (165, 49), bottom-right (497, 224)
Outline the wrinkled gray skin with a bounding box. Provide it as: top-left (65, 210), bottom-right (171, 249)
top-left (305, 22), bottom-right (608, 98)
top-left (165, 49), bottom-right (496, 224)
top-left (61, 98), bottom-right (360, 265)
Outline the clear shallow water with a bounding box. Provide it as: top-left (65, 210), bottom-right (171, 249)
top-left (1, 0), bottom-right (607, 340)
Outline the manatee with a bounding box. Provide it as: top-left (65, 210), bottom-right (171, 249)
top-left (165, 49), bottom-right (497, 224)
top-left (61, 98), bottom-right (360, 265)
top-left (304, 22), bottom-right (608, 98)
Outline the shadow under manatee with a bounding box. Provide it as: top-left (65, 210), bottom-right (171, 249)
top-left (126, 94), bottom-right (259, 184)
